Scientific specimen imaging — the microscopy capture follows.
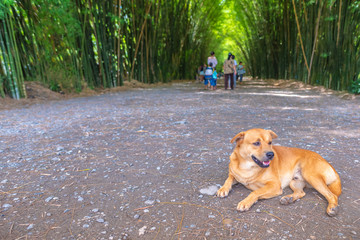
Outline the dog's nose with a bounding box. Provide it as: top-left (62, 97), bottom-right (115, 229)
top-left (266, 152), bottom-right (274, 160)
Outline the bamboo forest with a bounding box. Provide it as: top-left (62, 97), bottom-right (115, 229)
top-left (1, 0), bottom-right (360, 99)
top-left (2, 1), bottom-right (360, 239)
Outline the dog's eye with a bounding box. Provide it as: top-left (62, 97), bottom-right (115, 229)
top-left (253, 142), bottom-right (260, 146)
top-left (269, 141), bottom-right (272, 145)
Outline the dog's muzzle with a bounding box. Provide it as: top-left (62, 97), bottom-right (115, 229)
top-left (251, 152), bottom-right (274, 168)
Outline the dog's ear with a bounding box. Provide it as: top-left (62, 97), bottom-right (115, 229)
top-left (268, 130), bottom-right (278, 139)
top-left (230, 132), bottom-right (245, 144)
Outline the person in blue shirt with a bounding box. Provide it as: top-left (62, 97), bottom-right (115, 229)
top-left (204, 63), bottom-right (213, 90)
top-left (232, 55), bottom-right (237, 88)
top-left (211, 69), bottom-right (218, 90)
top-left (237, 61), bottom-right (246, 83)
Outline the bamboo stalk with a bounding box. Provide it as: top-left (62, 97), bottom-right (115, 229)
top-left (2, 14), bottom-right (19, 99)
top-left (129, 3), bottom-right (152, 81)
top-left (88, 0), bottom-right (105, 87)
top-left (8, 8), bottom-right (27, 98)
top-left (292, 0), bottom-right (309, 81)
top-left (336, 0), bottom-right (342, 47)
top-left (117, 0), bottom-right (124, 86)
top-left (308, 0), bottom-right (323, 83)
top-left (0, 28), bottom-right (10, 98)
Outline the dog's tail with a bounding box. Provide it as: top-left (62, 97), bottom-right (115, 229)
top-left (328, 177), bottom-right (342, 197)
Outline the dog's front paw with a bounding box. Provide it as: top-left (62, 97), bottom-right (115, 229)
top-left (237, 200), bottom-right (252, 212)
top-left (216, 187), bottom-right (230, 198)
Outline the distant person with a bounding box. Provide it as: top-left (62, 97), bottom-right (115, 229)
top-left (196, 66), bottom-right (200, 82)
top-left (208, 51), bottom-right (218, 69)
top-left (237, 61), bottom-right (246, 83)
top-left (223, 53), bottom-right (236, 90)
top-left (199, 65), bottom-right (205, 82)
top-left (231, 55), bottom-right (237, 88)
top-left (204, 63), bottom-right (213, 90)
top-left (211, 68), bottom-right (218, 90)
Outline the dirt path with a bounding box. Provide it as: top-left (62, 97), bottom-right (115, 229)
top-left (1, 79), bottom-right (360, 239)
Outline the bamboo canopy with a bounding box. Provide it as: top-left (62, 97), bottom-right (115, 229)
top-left (232, 0), bottom-right (360, 92)
top-left (0, 0), bottom-right (359, 99)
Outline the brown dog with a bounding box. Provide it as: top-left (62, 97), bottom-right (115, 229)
top-left (217, 128), bottom-right (341, 216)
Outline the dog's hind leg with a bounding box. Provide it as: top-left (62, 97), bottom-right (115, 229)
top-left (280, 178), bottom-right (306, 205)
top-left (303, 174), bottom-right (339, 217)
top-left (328, 177), bottom-right (342, 197)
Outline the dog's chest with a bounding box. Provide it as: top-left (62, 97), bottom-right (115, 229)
top-left (230, 167), bottom-right (264, 190)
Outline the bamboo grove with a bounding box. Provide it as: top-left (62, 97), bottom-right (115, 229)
top-left (0, 0), bottom-right (224, 99)
top-left (233, 0), bottom-right (360, 92)
top-left (1, 0), bottom-right (360, 99)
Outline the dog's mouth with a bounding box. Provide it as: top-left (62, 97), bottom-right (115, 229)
top-left (251, 155), bottom-right (271, 168)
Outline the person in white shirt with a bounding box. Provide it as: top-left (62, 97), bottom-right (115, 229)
top-left (207, 51), bottom-right (218, 69)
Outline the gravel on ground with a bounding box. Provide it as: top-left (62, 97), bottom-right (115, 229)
top-left (0, 78), bottom-right (359, 239)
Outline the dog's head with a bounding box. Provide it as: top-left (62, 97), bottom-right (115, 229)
top-left (231, 128), bottom-right (277, 168)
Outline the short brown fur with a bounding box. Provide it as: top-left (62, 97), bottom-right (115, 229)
top-left (217, 128), bottom-right (341, 216)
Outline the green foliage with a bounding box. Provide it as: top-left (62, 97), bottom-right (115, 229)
top-left (0, 0), bottom-right (15, 19)
top-left (2, 0), bottom-right (358, 98)
top-left (46, 68), bottom-right (79, 93)
top-left (49, 81), bottom-right (61, 92)
top-left (0, 4), bottom-right (27, 99)
top-left (350, 77), bottom-right (360, 94)
top-left (1, 0), bottom-right (225, 98)
top-left (232, 0), bottom-right (360, 92)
